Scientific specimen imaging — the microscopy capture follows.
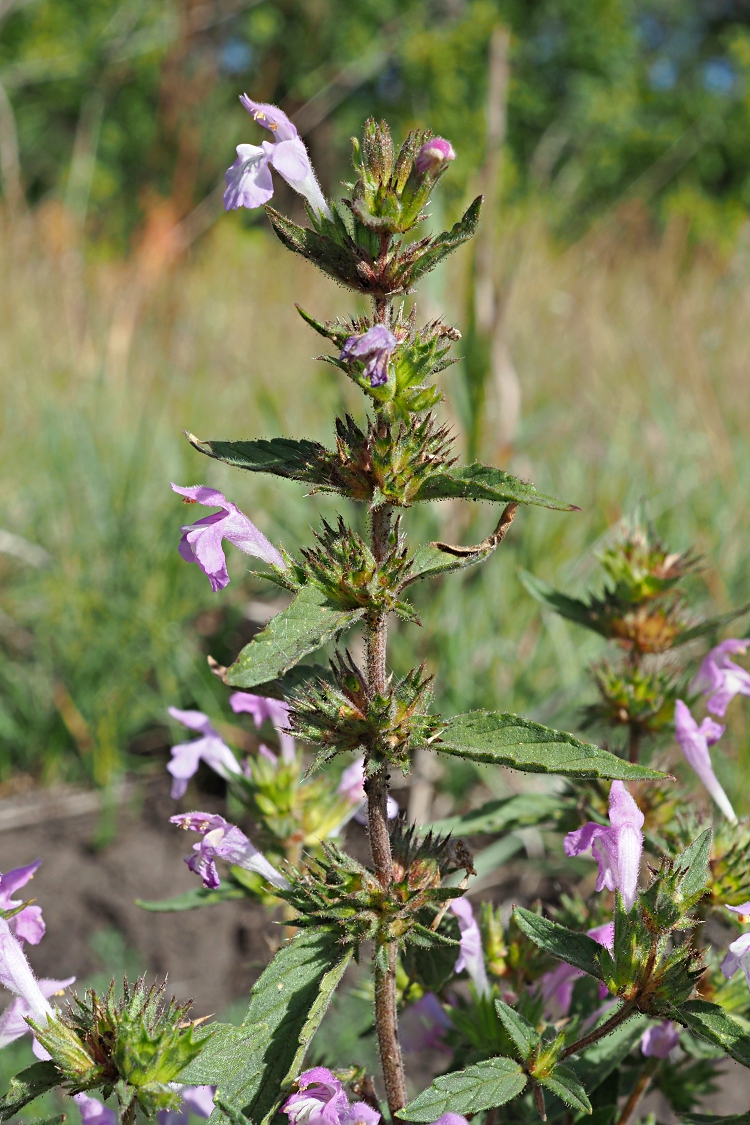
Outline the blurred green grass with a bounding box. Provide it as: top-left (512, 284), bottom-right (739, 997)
top-left (0, 203), bottom-right (748, 805)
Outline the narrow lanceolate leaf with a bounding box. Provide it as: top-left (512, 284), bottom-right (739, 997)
top-left (414, 464), bottom-right (577, 512)
top-left (186, 434), bottom-right (332, 486)
top-left (671, 1000), bottom-right (750, 1067)
top-left (226, 586), bottom-right (365, 690)
top-left (181, 927), bottom-right (352, 1125)
top-left (398, 1057), bottom-right (526, 1121)
top-left (399, 196), bottom-right (483, 286)
top-left (431, 711), bottom-right (666, 781)
top-left (136, 881), bottom-right (249, 912)
top-left (538, 1065), bottom-right (592, 1114)
top-left (514, 908), bottom-right (606, 980)
top-left (0, 1061), bottom-right (61, 1120)
top-left (520, 571), bottom-right (605, 633)
top-left (674, 828), bottom-right (712, 906)
top-left (494, 1000), bottom-right (539, 1059)
top-left (672, 603), bottom-right (750, 647)
top-left (424, 793), bottom-right (570, 838)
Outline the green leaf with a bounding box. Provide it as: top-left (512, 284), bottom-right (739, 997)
top-left (514, 908), bottom-right (606, 980)
top-left (136, 881), bottom-right (249, 912)
top-left (415, 464), bottom-right (577, 511)
top-left (494, 1000), bottom-right (539, 1059)
top-left (0, 1061), bottom-right (61, 1121)
top-left (239, 663), bottom-right (335, 701)
top-left (401, 196), bottom-right (483, 285)
top-left (397, 1056), bottom-right (526, 1121)
top-left (539, 1064), bottom-right (592, 1114)
top-left (674, 828), bottom-right (712, 905)
top-left (432, 711), bottom-right (666, 781)
top-left (226, 586), bottom-right (365, 690)
top-left (182, 927), bottom-right (352, 1125)
top-left (673, 603), bottom-right (750, 647)
top-left (520, 570), bottom-right (606, 634)
top-left (672, 1000), bottom-right (750, 1067)
top-left (424, 793), bottom-right (569, 838)
top-left (186, 434), bottom-right (332, 486)
top-left (265, 207), bottom-right (363, 289)
top-left (406, 540), bottom-right (496, 584)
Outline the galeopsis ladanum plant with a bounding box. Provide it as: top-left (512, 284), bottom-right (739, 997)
top-left (3, 96), bottom-right (750, 1125)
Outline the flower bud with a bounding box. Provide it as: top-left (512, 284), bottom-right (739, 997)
top-left (415, 138), bottom-right (456, 176)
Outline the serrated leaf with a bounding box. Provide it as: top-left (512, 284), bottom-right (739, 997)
top-left (432, 711), bottom-right (666, 781)
top-left (514, 908), bottom-right (605, 980)
top-left (673, 603), bottom-right (750, 647)
top-left (494, 1000), bottom-right (540, 1059)
top-left (187, 434), bottom-right (332, 486)
top-left (401, 196), bottom-right (482, 285)
top-left (415, 464), bottom-right (576, 511)
top-left (671, 1000), bottom-right (750, 1067)
top-left (0, 1061), bottom-right (61, 1120)
top-left (674, 828), bottom-right (712, 905)
top-left (182, 927), bottom-right (352, 1125)
top-left (397, 1056), bottom-right (526, 1121)
top-left (539, 1065), bottom-right (592, 1114)
top-left (226, 586), bottom-right (365, 690)
top-left (265, 207), bottom-right (363, 288)
top-left (136, 881), bottom-right (249, 912)
top-left (424, 793), bottom-right (569, 838)
top-left (520, 570), bottom-right (606, 634)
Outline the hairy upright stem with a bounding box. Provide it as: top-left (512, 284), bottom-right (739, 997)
top-left (365, 497), bottom-right (407, 1115)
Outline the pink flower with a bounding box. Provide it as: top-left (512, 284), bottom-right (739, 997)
top-left (692, 639), bottom-right (750, 717)
top-left (157, 1085), bottom-right (216, 1125)
top-left (0, 975), bottom-right (75, 1050)
top-left (564, 782), bottom-right (644, 911)
top-left (340, 326), bottom-right (397, 388)
top-left (167, 707), bottom-right (241, 800)
top-left (415, 137), bottom-right (456, 176)
top-left (674, 699), bottom-right (736, 823)
top-left (170, 811), bottom-right (289, 891)
top-left (224, 98), bottom-right (330, 219)
top-left (538, 923), bottom-right (614, 1018)
top-left (450, 897), bottom-right (490, 997)
top-left (74, 1094), bottom-right (117, 1125)
top-left (0, 861), bottom-right (45, 945)
top-left (171, 483), bottom-right (286, 592)
top-left (282, 1068), bottom-right (380, 1125)
top-left (0, 918), bottom-right (55, 1031)
top-left (641, 1020), bottom-right (679, 1058)
top-left (230, 692), bottom-right (295, 763)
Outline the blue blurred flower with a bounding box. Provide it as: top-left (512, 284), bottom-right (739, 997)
top-left (221, 38), bottom-right (253, 75)
top-left (649, 57), bottom-right (677, 91)
top-left (703, 57), bottom-right (735, 96)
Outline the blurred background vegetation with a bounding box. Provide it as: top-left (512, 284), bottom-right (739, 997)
top-left (1, 0), bottom-right (749, 810)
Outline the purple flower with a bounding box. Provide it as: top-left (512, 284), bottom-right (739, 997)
top-left (692, 639), bottom-right (750, 717)
top-left (74, 1094), bottom-right (117, 1125)
top-left (171, 484), bottom-right (286, 592)
top-left (641, 1020), bottom-right (680, 1058)
top-left (431, 1117), bottom-right (469, 1125)
top-left (400, 993), bottom-right (452, 1054)
top-left (721, 905), bottom-right (750, 986)
top-left (415, 137), bottom-right (456, 176)
top-left (450, 897), bottom-right (490, 998)
top-left (171, 811), bottom-right (289, 891)
top-left (538, 923), bottom-right (614, 1018)
top-left (224, 97), bottom-right (330, 219)
top-left (0, 918), bottom-right (54, 1031)
top-left (282, 1068), bottom-right (380, 1125)
top-left (337, 757), bottom-right (399, 822)
top-left (0, 975), bottom-right (75, 1049)
top-left (0, 861), bottom-right (45, 945)
top-left (167, 707), bottom-right (241, 800)
top-left (157, 1085), bottom-right (216, 1125)
top-left (339, 326), bottom-right (397, 388)
top-left (230, 692), bottom-right (295, 764)
top-left (674, 699), bottom-right (736, 824)
top-left (564, 782), bottom-right (644, 912)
